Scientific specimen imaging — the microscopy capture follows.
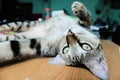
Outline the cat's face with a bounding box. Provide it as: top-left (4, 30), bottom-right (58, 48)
top-left (49, 25), bottom-right (108, 79)
top-left (59, 26), bottom-right (101, 66)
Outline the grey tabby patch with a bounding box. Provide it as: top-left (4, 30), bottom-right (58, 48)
top-left (0, 1), bottom-right (108, 80)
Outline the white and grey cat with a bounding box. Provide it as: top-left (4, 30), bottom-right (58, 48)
top-left (0, 1), bottom-right (108, 80)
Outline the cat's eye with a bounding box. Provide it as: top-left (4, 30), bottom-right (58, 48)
top-left (82, 43), bottom-right (92, 51)
top-left (77, 40), bottom-right (92, 51)
top-left (63, 46), bottom-right (70, 54)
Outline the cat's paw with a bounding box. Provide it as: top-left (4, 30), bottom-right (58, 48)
top-left (72, 1), bottom-right (85, 17)
top-left (71, 1), bottom-right (92, 27)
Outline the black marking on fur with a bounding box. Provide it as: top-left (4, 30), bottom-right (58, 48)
top-left (6, 36), bottom-right (9, 41)
top-left (7, 24), bottom-right (11, 28)
top-left (54, 48), bottom-right (58, 56)
top-left (27, 22), bottom-right (31, 27)
top-left (97, 44), bottom-right (103, 49)
top-left (10, 41), bottom-right (20, 57)
top-left (78, 21), bottom-right (87, 28)
top-left (15, 22), bottom-right (19, 26)
top-left (14, 34), bottom-right (21, 39)
top-left (77, 10), bottom-right (86, 20)
top-left (26, 21), bottom-right (31, 27)
top-left (30, 39), bottom-right (37, 49)
top-left (79, 16), bottom-right (86, 21)
top-left (67, 55), bottom-right (86, 68)
top-left (17, 26), bottom-right (22, 31)
top-left (16, 21), bottom-right (23, 31)
top-left (22, 35), bottom-right (27, 39)
top-left (26, 23), bottom-right (29, 27)
top-left (36, 43), bottom-right (41, 55)
top-left (63, 9), bottom-right (70, 15)
top-left (71, 54), bottom-right (85, 67)
top-left (11, 27), bottom-right (14, 31)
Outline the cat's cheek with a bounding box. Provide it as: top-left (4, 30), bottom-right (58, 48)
top-left (48, 54), bottom-right (66, 65)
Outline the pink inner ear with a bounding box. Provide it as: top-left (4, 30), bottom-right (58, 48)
top-left (85, 56), bottom-right (109, 80)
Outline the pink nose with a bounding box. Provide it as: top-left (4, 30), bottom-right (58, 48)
top-left (67, 30), bottom-right (74, 36)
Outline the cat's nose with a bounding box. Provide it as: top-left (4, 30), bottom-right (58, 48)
top-left (67, 29), bottom-right (74, 36)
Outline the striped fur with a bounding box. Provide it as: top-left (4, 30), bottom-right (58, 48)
top-left (0, 3), bottom-right (92, 62)
top-left (0, 1), bottom-right (108, 79)
top-left (0, 20), bottom-right (44, 41)
top-left (0, 2), bottom-right (92, 42)
top-left (0, 20), bottom-right (41, 32)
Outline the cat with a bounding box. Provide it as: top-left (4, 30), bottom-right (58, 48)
top-left (0, 1), bottom-right (108, 80)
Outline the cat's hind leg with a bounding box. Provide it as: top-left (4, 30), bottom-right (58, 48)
top-left (71, 1), bottom-right (92, 27)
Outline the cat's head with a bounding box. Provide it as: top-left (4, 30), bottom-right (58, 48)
top-left (49, 25), bottom-right (108, 80)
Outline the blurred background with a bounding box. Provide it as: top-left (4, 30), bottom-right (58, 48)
top-left (0, 0), bottom-right (119, 45)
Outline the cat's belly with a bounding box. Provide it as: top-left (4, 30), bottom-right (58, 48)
top-left (24, 25), bottom-right (49, 38)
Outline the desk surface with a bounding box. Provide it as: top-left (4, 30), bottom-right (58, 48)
top-left (0, 40), bottom-right (119, 80)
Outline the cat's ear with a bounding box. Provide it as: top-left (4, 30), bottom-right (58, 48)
top-left (49, 54), bottom-right (66, 65)
top-left (84, 53), bottom-right (109, 80)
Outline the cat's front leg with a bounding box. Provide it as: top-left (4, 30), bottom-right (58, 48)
top-left (71, 1), bottom-right (92, 27)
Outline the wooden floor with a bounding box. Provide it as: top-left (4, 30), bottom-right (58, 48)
top-left (0, 40), bottom-right (119, 80)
